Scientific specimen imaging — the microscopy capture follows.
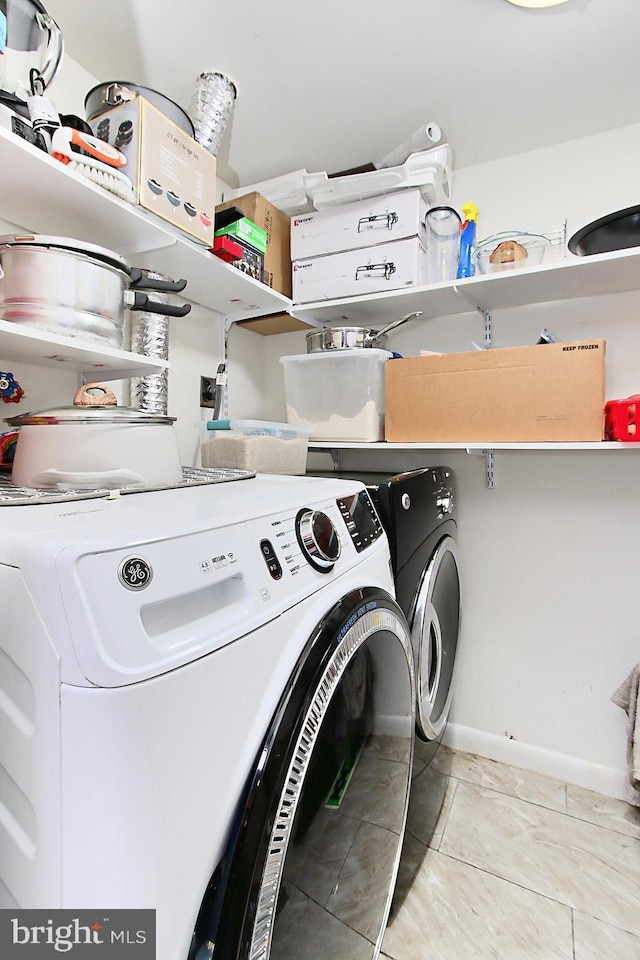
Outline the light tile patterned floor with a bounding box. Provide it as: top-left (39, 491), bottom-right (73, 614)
top-left (382, 746), bottom-right (640, 960)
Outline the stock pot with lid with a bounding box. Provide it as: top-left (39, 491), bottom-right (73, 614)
top-left (6, 382), bottom-right (184, 489)
top-left (0, 235), bottom-right (191, 348)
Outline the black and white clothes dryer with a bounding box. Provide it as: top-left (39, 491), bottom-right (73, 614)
top-left (314, 467), bottom-right (462, 744)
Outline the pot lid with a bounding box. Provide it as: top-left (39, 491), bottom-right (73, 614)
top-left (6, 407), bottom-right (176, 426)
top-left (5, 383), bottom-right (176, 426)
top-left (0, 234), bottom-right (132, 276)
top-left (5, 406), bottom-right (176, 426)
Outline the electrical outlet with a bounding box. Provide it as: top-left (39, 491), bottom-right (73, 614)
top-left (200, 375), bottom-right (217, 408)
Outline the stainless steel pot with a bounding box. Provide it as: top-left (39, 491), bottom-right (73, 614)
top-left (0, 235), bottom-right (191, 348)
top-left (84, 82), bottom-right (195, 138)
top-left (6, 383), bottom-right (184, 489)
top-left (305, 311), bottom-right (423, 353)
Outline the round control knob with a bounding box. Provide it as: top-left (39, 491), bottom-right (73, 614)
top-left (296, 509), bottom-right (341, 572)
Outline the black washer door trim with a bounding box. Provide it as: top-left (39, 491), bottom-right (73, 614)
top-left (188, 587), bottom-right (414, 960)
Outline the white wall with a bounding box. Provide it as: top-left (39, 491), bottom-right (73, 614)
top-left (249, 122), bottom-right (640, 799)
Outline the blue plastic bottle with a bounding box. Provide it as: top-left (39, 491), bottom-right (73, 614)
top-left (456, 201), bottom-right (480, 279)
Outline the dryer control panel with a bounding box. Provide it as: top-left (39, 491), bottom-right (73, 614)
top-left (336, 490), bottom-right (384, 553)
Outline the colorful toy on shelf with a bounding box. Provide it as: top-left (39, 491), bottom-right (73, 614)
top-left (0, 431), bottom-right (19, 471)
top-left (0, 371), bottom-right (24, 403)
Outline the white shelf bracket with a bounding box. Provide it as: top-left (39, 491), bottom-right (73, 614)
top-left (119, 233), bottom-right (179, 258)
top-left (330, 448), bottom-right (341, 471)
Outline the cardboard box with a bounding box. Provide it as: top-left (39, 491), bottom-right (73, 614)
top-left (290, 187), bottom-right (429, 260)
top-left (293, 236), bottom-right (429, 304)
top-left (216, 192), bottom-right (291, 297)
top-left (89, 97), bottom-right (216, 244)
top-left (385, 340), bottom-right (606, 442)
top-left (225, 235), bottom-right (264, 283)
top-left (235, 312), bottom-right (311, 335)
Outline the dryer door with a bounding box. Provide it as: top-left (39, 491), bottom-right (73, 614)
top-left (189, 587), bottom-right (414, 960)
top-left (411, 536), bottom-right (461, 741)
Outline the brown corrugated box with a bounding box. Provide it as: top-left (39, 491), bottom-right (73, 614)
top-left (89, 98), bottom-right (216, 245)
top-left (235, 312), bottom-right (310, 335)
top-left (385, 340), bottom-right (606, 442)
top-left (216, 192), bottom-right (291, 297)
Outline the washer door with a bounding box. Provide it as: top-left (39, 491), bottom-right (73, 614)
top-left (411, 536), bottom-right (461, 741)
top-left (189, 587), bottom-right (414, 960)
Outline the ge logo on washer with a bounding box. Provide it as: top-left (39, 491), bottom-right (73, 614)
top-left (118, 556), bottom-right (153, 590)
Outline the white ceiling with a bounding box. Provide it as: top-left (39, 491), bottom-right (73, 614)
top-left (44, 0), bottom-right (640, 189)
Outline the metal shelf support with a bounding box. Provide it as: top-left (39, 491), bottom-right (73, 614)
top-left (465, 447), bottom-right (496, 488)
top-left (481, 307), bottom-right (493, 348)
top-left (485, 449), bottom-right (495, 489)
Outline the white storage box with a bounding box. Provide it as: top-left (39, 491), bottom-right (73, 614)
top-left (292, 237), bottom-right (429, 304)
top-left (291, 188), bottom-right (429, 260)
top-left (201, 420), bottom-right (311, 474)
top-left (280, 349), bottom-right (392, 442)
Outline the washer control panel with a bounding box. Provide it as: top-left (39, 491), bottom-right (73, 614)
top-left (336, 490), bottom-right (384, 553)
top-left (258, 488), bottom-right (384, 582)
top-left (259, 539), bottom-right (283, 580)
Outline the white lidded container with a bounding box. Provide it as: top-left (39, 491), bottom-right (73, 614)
top-left (280, 348), bottom-right (392, 442)
top-left (201, 420), bottom-right (311, 475)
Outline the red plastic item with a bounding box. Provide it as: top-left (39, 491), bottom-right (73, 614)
top-left (605, 396), bottom-right (640, 441)
top-left (209, 235), bottom-right (243, 263)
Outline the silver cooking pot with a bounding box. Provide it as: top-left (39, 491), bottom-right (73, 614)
top-left (6, 382), bottom-right (184, 489)
top-left (305, 311), bottom-right (423, 353)
top-left (85, 82), bottom-right (195, 138)
top-left (0, 235), bottom-right (191, 348)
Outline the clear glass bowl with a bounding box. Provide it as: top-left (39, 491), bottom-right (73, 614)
top-left (474, 231), bottom-right (551, 274)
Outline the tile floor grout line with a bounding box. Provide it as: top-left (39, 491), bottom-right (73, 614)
top-left (447, 773), bottom-right (640, 843)
top-left (437, 771), bottom-right (567, 813)
top-left (429, 776), bottom-right (459, 852)
top-left (434, 847), bottom-right (588, 917)
top-left (572, 905), bottom-right (640, 941)
top-left (571, 907), bottom-right (576, 960)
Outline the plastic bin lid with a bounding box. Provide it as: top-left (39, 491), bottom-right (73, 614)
top-left (205, 419), bottom-right (311, 437)
top-left (280, 348), bottom-right (392, 363)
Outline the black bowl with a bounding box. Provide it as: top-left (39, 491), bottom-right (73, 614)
top-left (568, 205), bottom-right (640, 256)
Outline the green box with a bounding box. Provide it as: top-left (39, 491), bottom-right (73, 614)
top-left (215, 217), bottom-right (267, 254)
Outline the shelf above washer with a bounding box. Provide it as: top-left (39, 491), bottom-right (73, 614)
top-left (309, 441), bottom-right (638, 451)
top-left (0, 319), bottom-right (169, 381)
top-left (0, 127), bottom-right (292, 322)
top-left (290, 247), bottom-right (640, 327)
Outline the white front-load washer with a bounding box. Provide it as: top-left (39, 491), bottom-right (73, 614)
top-left (0, 474), bottom-right (415, 960)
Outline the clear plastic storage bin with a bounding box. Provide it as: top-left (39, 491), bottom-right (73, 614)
top-left (201, 420), bottom-right (311, 474)
top-left (280, 349), bottom-right (392, 442)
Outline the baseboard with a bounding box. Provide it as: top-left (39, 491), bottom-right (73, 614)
top-left (443, 722), bottom-right (628, 801)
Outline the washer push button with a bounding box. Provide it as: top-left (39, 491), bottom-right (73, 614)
top-left (260, 539), bottom-right (283, 580)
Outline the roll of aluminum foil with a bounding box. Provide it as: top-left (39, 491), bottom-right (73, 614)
top-left (129, 271), bottom-right (172, 416)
